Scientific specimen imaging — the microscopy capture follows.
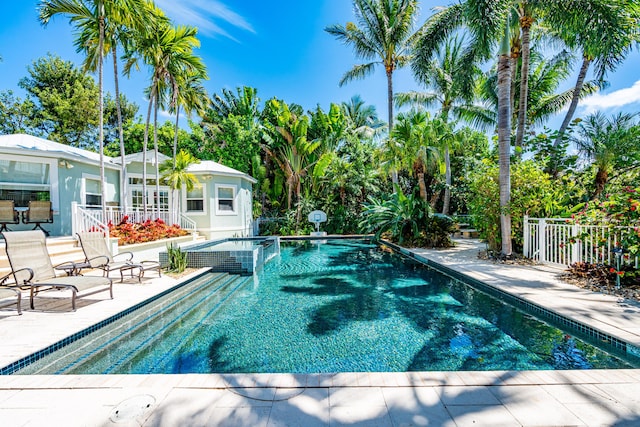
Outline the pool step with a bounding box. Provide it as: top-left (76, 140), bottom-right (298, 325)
top-left (17, 271), bottom-right (250, 374)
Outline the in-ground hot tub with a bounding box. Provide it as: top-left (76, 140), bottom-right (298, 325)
top-left (159, 237), bottom-right (280, 275)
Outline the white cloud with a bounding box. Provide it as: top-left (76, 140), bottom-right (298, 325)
top-left (580, 80), bottom-right (640, 112)
top-left (155, 0), bottom-right (254, 40)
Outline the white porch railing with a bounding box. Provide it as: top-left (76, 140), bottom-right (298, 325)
top-left (523, 215), bottom-right (639, 267)
top-left (71, 202), bottom-right (197, 235)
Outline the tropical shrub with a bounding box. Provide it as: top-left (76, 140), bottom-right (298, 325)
top-left (464, 160), bottom-right (556, 252)
top-left (569, 186), bottom-right (640, 283)
top-left (108, 216), bottom-right (189, 245)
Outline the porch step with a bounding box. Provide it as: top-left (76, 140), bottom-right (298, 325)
top-left (0, 236), bottom-right (85, 278)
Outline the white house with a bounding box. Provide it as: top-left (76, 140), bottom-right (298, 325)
top-left (0, 134), bottom-right (256, 238)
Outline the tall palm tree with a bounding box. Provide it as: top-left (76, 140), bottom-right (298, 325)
top-left (570, 112), bottom-right (639, 199)
top-left (159, 150), bottom-right (200, 224)
top-left (72, 0), bottom-right (153, 214)
top-left (39, 0), bottom-right (112, 219)
top-left (400, 34), bottom-right (484, 214)
top-left (546, 0), bottom-right (639, 148)
top-left (126, 17), bottom-right (204, 217)
top-left (170, 69), bottom-right (209, 166)
top-left (414, 0), bottom-right (514, 255)
top-left (325, 0), bottom-right (418, 130)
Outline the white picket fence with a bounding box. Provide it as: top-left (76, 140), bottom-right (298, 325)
top-left (523, 216), bottom-right (639, 267)
top-left (71, 202), bottom-right (196, 236)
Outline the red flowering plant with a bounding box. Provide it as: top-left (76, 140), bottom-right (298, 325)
top-left (568, 186), bottom-right (640, 286)
top-left (108, 216), bottom-right (189, 245)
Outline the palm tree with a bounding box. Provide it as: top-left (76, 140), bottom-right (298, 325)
top-left (159, 150), bottom-right (200, 224)
top-left (400, 34), bottom-right (484, 214)
top-left (570, 112), bottom-right (639, 199)
top-left (170, 69), bottom-right (209, 166)
top-left (325, 0), bottom-right (418, 130)
top-left (71, 0), bottom-right (153, 214)
top-left (414, 0), bottom-right (514, 255)
top-left (126, 16), bottom-right (204, 217)
top-left (39, 0), bottom-right (112, 219)
top-left (341, 95), bottom-right (386, 139)
top-left (547, 0), bottom-right (639, 148)
top-left (391, 110), bottom-right (444, 203)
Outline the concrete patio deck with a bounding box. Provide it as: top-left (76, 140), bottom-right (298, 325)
top-left (0, 238), bottom-right (639, 426)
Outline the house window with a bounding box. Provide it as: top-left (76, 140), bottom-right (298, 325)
top-left (84, 178), bottom-right (102, 207)
top-left (216, 185), bottom-right (236, 215)
top-left (0, 159), bottom-right (51, 207)
top-left (186, 186), bottom-right (204, 212)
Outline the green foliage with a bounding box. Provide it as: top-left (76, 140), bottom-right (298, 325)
top-left (199, 114), bottom-right (260, 173)
top-left (572, 187), bottom-right (640, 259)
top-left (107, 120), bottom-right (189, 156)
top-left (361, 187), bottom-right (431, 244)
top-left (166, 243), bottom-right (187, 273)
top-left (18, 53), bottom-right (99, 148)
top-left (0, 90), bottom-right (36, 135)
top-left (465, 160), bottom-right (557, 252)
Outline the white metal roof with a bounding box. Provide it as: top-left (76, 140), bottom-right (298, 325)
top-left (188, 160), bottom-right (257, 183)
top-left (0, 133), bottom-right (114, 166)
top-left (0, 134), bottom-right (256, 183)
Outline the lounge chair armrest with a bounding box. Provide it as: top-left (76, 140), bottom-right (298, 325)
top-left (87, 255), bottom-right (110, 268)
top-left (54, 261), bottom-right (78, 270)
top-left (1, 267), bottom-right (34, 286)
top-left (0, 272), bottom-right (12, 286)
top-left (114, 251), bottom-right (134, 262)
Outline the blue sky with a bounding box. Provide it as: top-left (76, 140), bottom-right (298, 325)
top-left (1, 0), bottom-right (639, 131)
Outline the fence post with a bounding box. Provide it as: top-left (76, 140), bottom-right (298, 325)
top-left (523, 215), bottom-right (530, 257)
top-left (538, 218), bottom-right (546, 263)
top-left (571, 223), bottom-right (579, 264)
top-left (71, 201), bottom-right (78, 237)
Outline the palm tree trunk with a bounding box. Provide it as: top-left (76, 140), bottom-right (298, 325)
top-left (143, 86), bottom-right (155, 217)
top-left (112, 47), bottom-right (127, 213)
top-left (173, 106), bottom-right (180, 166)
top-left (515, 17), bottom-right (533, 155)
top-left (442, 146), bottom-right (452, 215)
top-left (170, 106), bottom-right (181, 224)
top-left (153, 95), bottom-right (160, 219)
top-left (98, 17), bottom-right (106, 222)
top-left (417, 172), bottom-right (427, 202)
top-left (498, 50), bottom-right (512, 256)
top-left (386, 69), bottom-right (394, 131)
top-left (553, 56), bottom-right (591, 149)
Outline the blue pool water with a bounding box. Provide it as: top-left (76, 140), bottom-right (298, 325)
top-left (12, 239), bottom-right (638, 374)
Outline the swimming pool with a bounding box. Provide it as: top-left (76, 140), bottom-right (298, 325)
top-left (7, 239), bottom-right (639, 374)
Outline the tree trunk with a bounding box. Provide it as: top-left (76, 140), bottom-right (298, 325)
top-left (153, 95), bottom-right (160, 218)
top-left (173, 105), bottom-right (180, 166)
top-left (442, 145), bottom-right (451, 215)
top-left (592, 168), bottom-right (608, 200)
top-left (515, 17), bottom-right (533, 155)
top-left (98, 17), bottom-right (106, 223)
top-left (553, 56), bottom-right (591, 149)
top-left (498, 52), bottom-right (512, 257)
top-left (142, 84), bottom-right (155, 217)
top-left (112, 47), bottom-right (127, 213)
top-left (386, 69), bottom-right (394, 131)
top-left (417, 172), bottom-right (427, 202)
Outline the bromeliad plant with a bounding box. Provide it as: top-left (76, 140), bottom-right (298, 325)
top-left (109, 216), bottom-right (189, 245)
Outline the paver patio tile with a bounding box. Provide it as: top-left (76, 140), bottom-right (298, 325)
top-left (329, 386), bottom-right (386, 407)
top-left (445, 404), bottom-right (520, 427)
